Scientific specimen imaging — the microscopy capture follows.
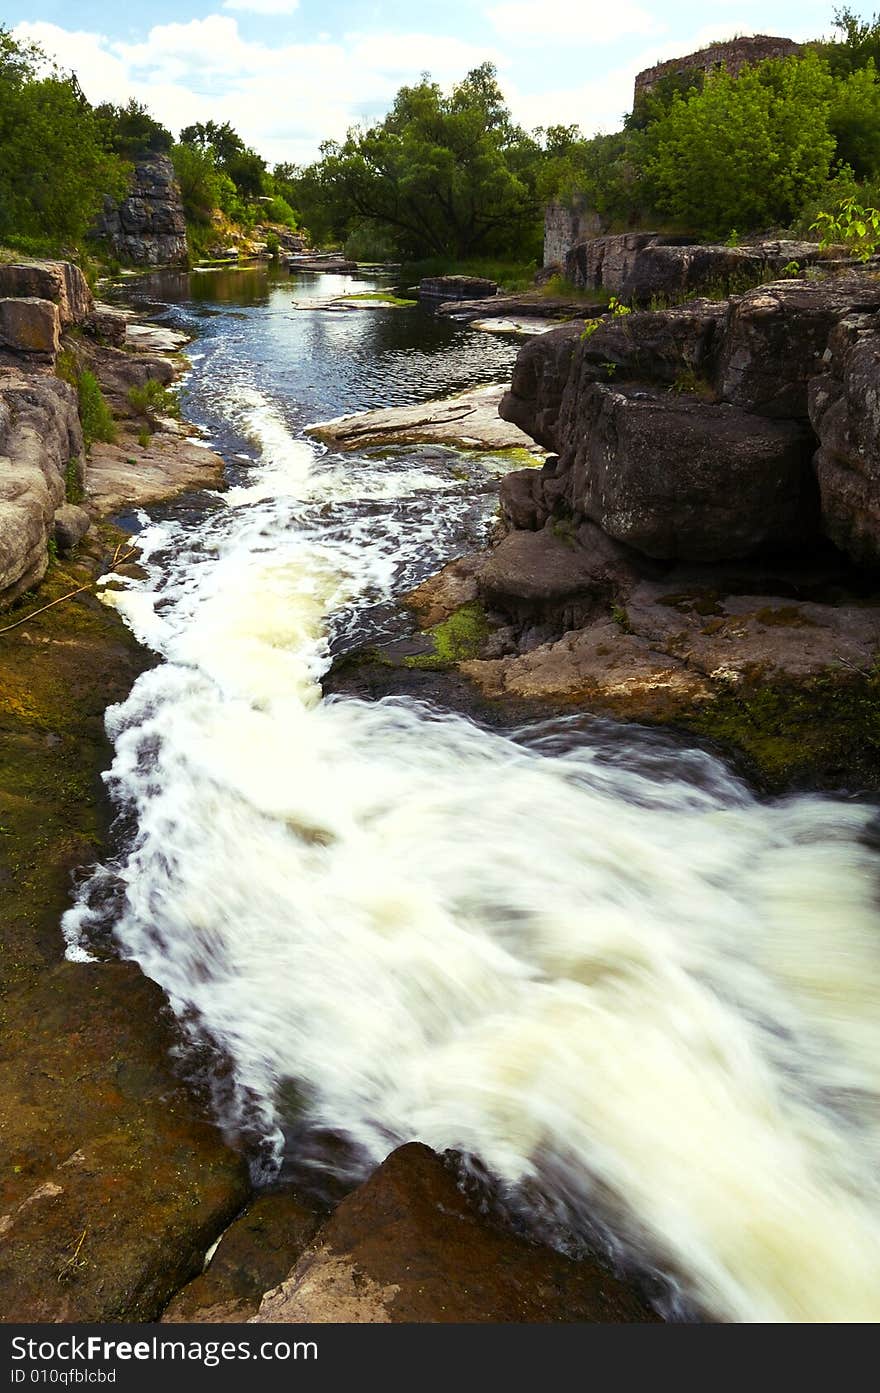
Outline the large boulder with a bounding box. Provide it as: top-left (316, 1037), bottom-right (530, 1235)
top-left (0, 297), bottom-right (61, 358)
top-left (563, 384), bottom-right (818, 561)
top-left (565, 233), bottom-right (826, 305)
top-left (0, 368), bottom-right (83, 603)
top-left (254, 1144), bottom-right (658, 1323)
top-left (499, 322), bottom-right (584, 450)
top-left (418, 275), bottom-right (497, 307)
top-left (718, 276), bottom-right (880, 418)
top-left (501, 302), bottom-right (725, 453)
top-left (809, 311), bottom-right (880, 567)
top-left (0, 261), bottom-right (93, 328)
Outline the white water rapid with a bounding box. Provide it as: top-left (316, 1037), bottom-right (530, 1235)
top-left (64, 367), bottom-right (880, 1325)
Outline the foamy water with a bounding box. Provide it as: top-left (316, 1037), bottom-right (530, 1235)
top-left (65, 351), bottom-right (880, 1323)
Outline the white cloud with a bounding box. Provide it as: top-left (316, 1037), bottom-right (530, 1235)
top-left (486, 0), bottom-right (663, 43)
top-left (11, 17), bottom-right (502, 167)
top-left (222, 0), bottom-right (299, 13)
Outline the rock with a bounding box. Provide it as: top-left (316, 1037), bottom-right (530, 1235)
top-left (477, 522), bottom-right (647, 635)
top-left (84, 303), bottom-right (129, 348)
top-left (463, 618), bottom-right (712, 714)
top-left (0, 367), bottom-right (83, 604)
top-left (718, 276), bottom-right (880, 418)
top-left (253, 1144), bottom-right (658, 1323)
top-left (85, 436), bottom-right (226, 514)
top-left (287, 256), bottom-right (358, 274)
top-left (436, 291), bottom-right (604, 323)
top-left (0, 261), bottom-right (93, 328)
top-left (125, 322), bottom-right (190, 353)
top-left (499, 322), bottom-right (584, 450)
top-left (418, 275), bottom-right (497, 307)
top-left (162, 1190), bottom-right (324, 1323)
top-left (810, 313), bottom-right (880, 566)
top-left (564, 233), bottom-right (825, 305)
top-left (94, 155), bottom-right (188, 267)
top-left (0, 297), bottom-right (61, 358)
top-left (470, 316), bottom-right (564, 338)
top-left (563, 384), bottom-right (818, 561)
top-left (0, 960), bottom-right (250, 1322)
top-left (462, 578), bottom-right (880, 724)
top-left (565, 232), bottom-right (665, 295)
top-left (53, 504), bottom-right (90, 553)
top-left (307, 384), bottom-right (541, 453)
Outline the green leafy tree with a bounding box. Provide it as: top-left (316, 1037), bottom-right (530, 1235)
top-left (643, 53), bottom-right (836, 235)
top-left (300, 63), bottom-right (541, 259)
top-left (94, 99), bottom-right (172, 158)
top-left (179, 120), bottom-right (267, 199)
top-left (828, 61), bottom-right (880, 177)
top-left (0, 27), bottom-right (128, 248)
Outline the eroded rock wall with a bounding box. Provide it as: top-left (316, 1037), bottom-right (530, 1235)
top-left (95, 154), bottom-right (188, 267)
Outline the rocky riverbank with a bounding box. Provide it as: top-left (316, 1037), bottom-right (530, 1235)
top-left (328, 262), bottom-right (880, 794)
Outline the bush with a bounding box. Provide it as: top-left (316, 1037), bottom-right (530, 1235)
top-left (128, 379), bottom-right (180, 419)
top-left (643, 54), bottom-right (837, 236)
top-left (77, 371), bottom-right (116, 448)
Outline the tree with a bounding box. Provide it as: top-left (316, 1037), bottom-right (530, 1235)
top-left (94, 99), bottom-right (172, 158)
top-left (643, 54), bottom-right (836, 235)
top-left (829, 61), bottom-right (880, 177)
top-left (0, 27), bottom-right (128, 248)
top-left (179, 120), bottom-right (267, 199)
top-left (300, 64), bottom-right (541, 259)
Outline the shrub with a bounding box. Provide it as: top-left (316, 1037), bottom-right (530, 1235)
top-left (128, 379), bottom-right (180, 419)
top-left (77, 371), bottom-right (116, 448)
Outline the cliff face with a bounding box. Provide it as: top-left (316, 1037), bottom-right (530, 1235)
top-left (94, 154), bottom-right (188, 267)
top-left (499, 272), bottom-right (880, 568)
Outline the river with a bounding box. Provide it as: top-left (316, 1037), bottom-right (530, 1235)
top-left (63, 264), bottom-right (880, 1323)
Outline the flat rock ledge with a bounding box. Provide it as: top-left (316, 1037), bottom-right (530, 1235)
top-left (86, 436), bottom-right (225, 514)
top-left (307, 384), bottom-right (541, 453)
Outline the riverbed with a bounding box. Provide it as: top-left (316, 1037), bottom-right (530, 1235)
top-left (64, 263), bottom-right (880, 1323)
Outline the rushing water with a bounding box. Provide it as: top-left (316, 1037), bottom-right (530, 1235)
top-left (65, 265), bottom-right (880, 1323)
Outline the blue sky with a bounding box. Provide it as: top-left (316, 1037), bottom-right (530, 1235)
top-left (5, 2), bottom-right (872, 165)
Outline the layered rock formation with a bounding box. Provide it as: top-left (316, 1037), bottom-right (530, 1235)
top-left (94, 154), bottom-right (188, 267)
top-left (499, 272), bottom-right (880, 567)
top-left (564, 232), bottom-right (825, 304)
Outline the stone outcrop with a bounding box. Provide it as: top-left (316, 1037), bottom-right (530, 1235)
top-left (307, 383), bottom-right (539, 453)
top-left (0, 368), bottom-right (84, 604)
top-left (0, 297), bottom-right (61, 358)
top-left (810, 311), bottom-right (880, 566)
top-left (564, 233), bottom-right (823, 304)
top-left (418, 275), bottom-right (497, 307)
top-left (94, 155), bottom-right (188, 267)
top-left (254, 1144), bottom-right (659, 1323)
top-left (561, 385), bottom-right (817, 561)
top-left (436, 291), bottom-right (605, 323)
top-left (499, 271), bottom-right (880, 566)
top-left (0, 260), bottom-right (93, 327)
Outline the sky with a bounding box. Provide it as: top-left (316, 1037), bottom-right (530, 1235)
top-left (3, 1), bottom-right (873, 167)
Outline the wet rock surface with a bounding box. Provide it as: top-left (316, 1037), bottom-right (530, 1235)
top-left (162, 1190), bottom-right (325, 1323)
top-left (308, 383), bottom-right (540, 453)
top-left (254, 1144), bottom-right (660, 1323)
top-left (0, 531), bottom-right (250, 1322)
